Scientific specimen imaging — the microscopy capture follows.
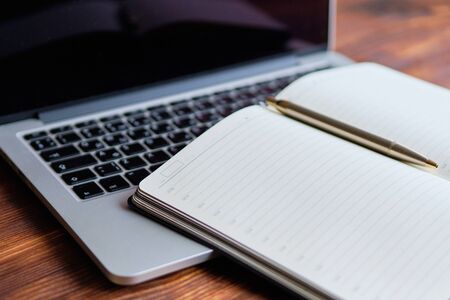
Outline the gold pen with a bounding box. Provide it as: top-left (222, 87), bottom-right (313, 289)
top-left (266, 97), bottom-right (438, 168)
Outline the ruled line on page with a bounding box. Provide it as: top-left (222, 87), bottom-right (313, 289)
top-left (278, 63), bottom-right (450, 178)
top-left (141, 104), bottom-right (450, 300)
top-left (157, 107), bottom-right (267, 189)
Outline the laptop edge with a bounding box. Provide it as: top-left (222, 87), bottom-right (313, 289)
top-left (0, 0), bottom-right (353, 285)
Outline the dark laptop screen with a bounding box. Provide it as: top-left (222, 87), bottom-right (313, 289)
top-left (0, 0), bottom-right (329, 122)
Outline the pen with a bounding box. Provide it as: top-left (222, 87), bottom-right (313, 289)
top-left (266, 97), bottom-right (438, 168)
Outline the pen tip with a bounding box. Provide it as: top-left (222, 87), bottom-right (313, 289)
top-left (427, 159), bottom-right (439, 168)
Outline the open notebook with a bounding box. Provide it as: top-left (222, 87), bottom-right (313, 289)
top-left (131, 63), bottom-right (450, 299)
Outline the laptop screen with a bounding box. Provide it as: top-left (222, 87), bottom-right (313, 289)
top-left (0, 0), bottom-right (329, 123)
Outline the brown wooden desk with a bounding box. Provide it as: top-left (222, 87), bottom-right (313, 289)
top-left (1, 0), bottom-right (449, 298)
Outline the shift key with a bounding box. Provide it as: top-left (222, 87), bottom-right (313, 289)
top-left (41, 145), bottom-right (79, 162)
top-left (51, 154), bottom-right (97, 173)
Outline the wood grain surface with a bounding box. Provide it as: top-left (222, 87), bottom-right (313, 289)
top-left (1, 0), bottom-right (449, 299)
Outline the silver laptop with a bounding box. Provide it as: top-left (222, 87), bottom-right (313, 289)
top-left (0, 0), bottom-right (352, 285)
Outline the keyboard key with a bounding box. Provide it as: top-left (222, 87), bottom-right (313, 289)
top-left (193, 97), bottom-right (214, 110)
top-left (271, 78), bottom-right (291, 89)
top-left (120, 142), bottom-right (146, 155)
top-left (234, 87), bottom-right (256, 100)
top-left (147, 105), bottom-right (165, 112)
top-left (30, 137), bottom-right (57, 150)
top-left (119, 156), bottom-right (147, 170)
top-left (190, 125), bottom-right (208, 137)
top-left (268, 79), bottom-right (288, 90)
top-left (95, 148), bottom-right (122, 161)
top-left (170, 99), bottom-right (189, 106)
top-left (150, 109), bottom-right (172, 121)
top-left (144, 150), bottom-right (170, 164)
top-left (125, 168), bottom-right (150, 185)
top-left (236, 99), bottom-right (254, 108)
top-left (195, 111), bottom-right (219, 123)
top-left (255, 82), bottom-right (276, 95)
top-left (41, 145), bottom-right (79, 161)
top-left (124, 109), bottom-right (145, 117)
top-left (167, 131), bottom-right (192, 143)
top-left (127, 128), bottom-right (152, 140)
top-left (173, 117), bottom-right (196, 128)
top-left (100, 115), bottom-right (120, 123)
top-left (209, 119), bottom-right (220, 127)
top-left (215, 93), bottom-right (234, 105)
top-left (216, 105), bottom-right (233, 117)
top-left (103, 134), bottom-right (129, 146)
top-left (79, 139), bottom-right (105, 152)
top-left (51, 154), bottom-right (97, 173)
top-left (56, 132), bottom-right (81, 144)
top-left (144, 136), bottom-right (169, 149)
top-left (150, 122), bottom-right (174, 134)
top-left (231, 102), bottom-right (246, 111)
top-left (62, 169), bottom-right (96, 185)
top-left (104, 121), bottom-right (128, 133)
top-left (213, 90), bottom-right (229, 97)
top-left (73, 182), bottom-right (103, 199)
top-left (127, 115), bottom-right (152, 127)
top-left (172, 105), bottom-right (192, 116)
top-left (80, 126), bottom-right (105, 138)
top-left (99, 175), bottom-right (130, 192)
top-left (149, 163), bottom-right (163, 172)
top-left (24, 131), bottom-right (47, 140)
top-left (49, 125), bottom-right (72, 134)
top-left (75, 120), bottom-right (97, 128)
top-left (168, 143), bottom-right (187, 155)
top-left (94, 162), bottom-right (122, 176)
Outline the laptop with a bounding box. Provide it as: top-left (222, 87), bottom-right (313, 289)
top-left (0, 0), bottom-right (352, 285)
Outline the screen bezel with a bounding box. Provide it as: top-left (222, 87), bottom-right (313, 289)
top-left (0, 0), bottom-right (332, 125)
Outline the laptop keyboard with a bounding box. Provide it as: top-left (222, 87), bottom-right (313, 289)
top-left (22, 68), bottom-right (327, 200)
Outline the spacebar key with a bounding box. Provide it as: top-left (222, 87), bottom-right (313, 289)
top-left (51, 154), bottom-right (97, 173)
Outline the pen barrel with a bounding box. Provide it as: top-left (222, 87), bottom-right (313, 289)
top-left (272, 100), bottom-right (434, 167)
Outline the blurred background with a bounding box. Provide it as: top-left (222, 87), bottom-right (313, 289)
top-left (336, 0), bottom-right (449, 88)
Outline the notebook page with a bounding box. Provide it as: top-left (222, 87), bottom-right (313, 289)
top-left (277, 63), bottom-right (450, 179)
top-left (140, 106), bottom-right (450, 300)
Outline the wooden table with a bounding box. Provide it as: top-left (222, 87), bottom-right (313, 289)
top-left (1, 0), bottom-right (449, 298)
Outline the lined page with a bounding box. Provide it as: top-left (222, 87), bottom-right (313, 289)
top-left (140, 106), bottom-right (450, 300)
top-left (277, 62), bottom-right (450, 179)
